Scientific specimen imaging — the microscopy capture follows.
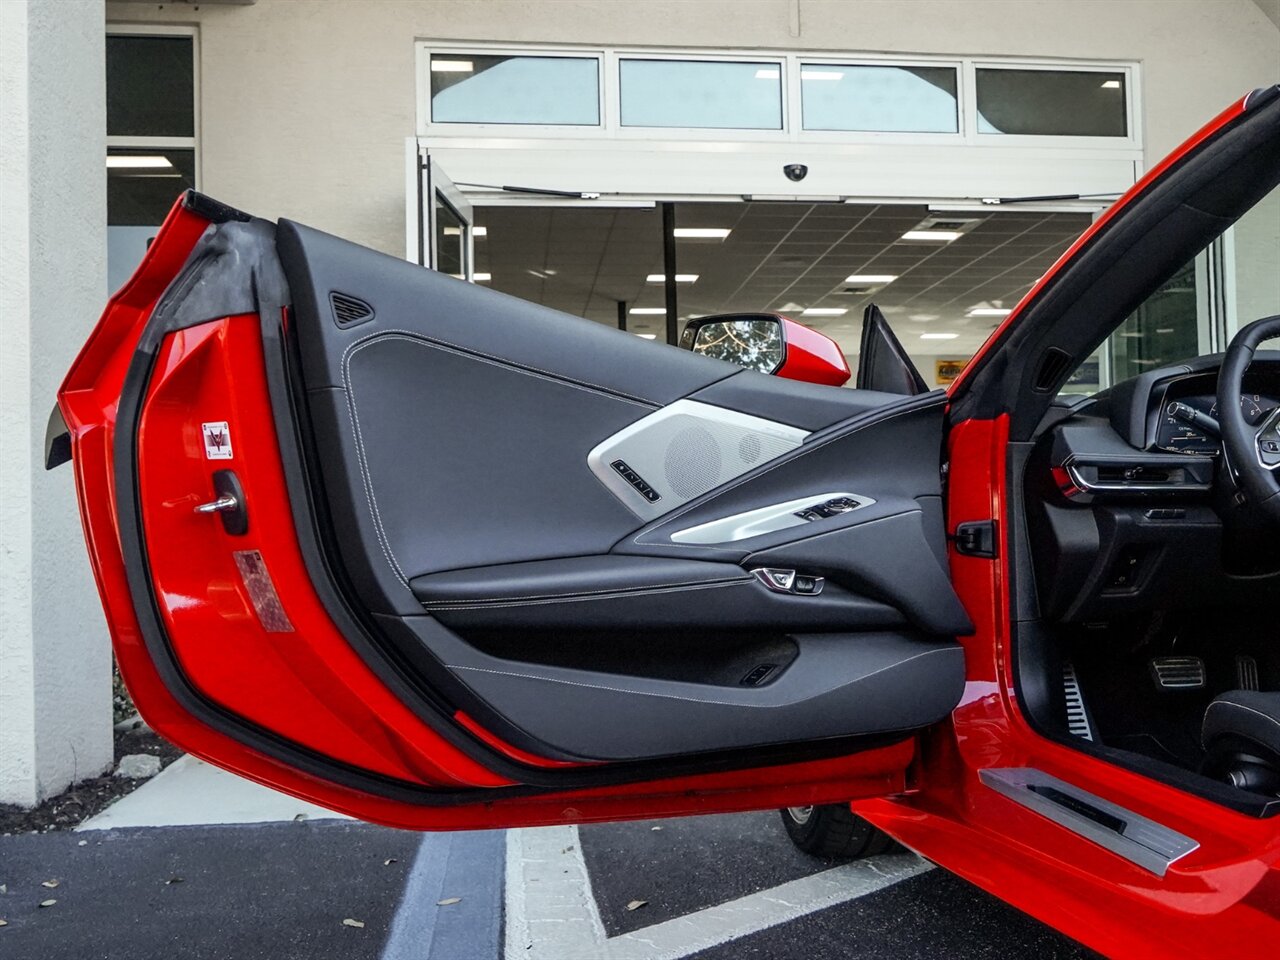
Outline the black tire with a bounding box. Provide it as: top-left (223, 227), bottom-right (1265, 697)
top-left (779, 804), bottom-right (897, 859)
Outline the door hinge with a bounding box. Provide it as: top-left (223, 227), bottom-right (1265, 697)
top-left (952, 520), bottom-right (998, 558)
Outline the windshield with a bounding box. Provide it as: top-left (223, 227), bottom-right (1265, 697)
top-left (1065, 182), bottom-right (1280, 395)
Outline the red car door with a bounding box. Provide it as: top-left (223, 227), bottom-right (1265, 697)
top-left (55, 191), bottom-right (975, 829)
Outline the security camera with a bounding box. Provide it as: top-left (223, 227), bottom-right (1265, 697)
top-left (783, 163), bottom-right (809, 182)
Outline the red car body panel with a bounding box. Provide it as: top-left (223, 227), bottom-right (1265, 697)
top-left (776, 316), bottom-right (852, 386)
top-left (58, 90), bottom-right (1280, 953)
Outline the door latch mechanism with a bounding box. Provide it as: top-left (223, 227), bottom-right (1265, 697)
top-left (194, 469), bottom-right (248, 536)
top-left (952, 520), bottom-right (998, 558)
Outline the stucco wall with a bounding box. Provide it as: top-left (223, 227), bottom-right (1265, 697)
top-left (0, 0), bottom-right (113, 807)
top-left (103, 0), bottom-right (1280, 255)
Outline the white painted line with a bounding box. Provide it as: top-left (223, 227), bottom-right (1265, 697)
top-left (78, 755), bottom-right (349, 830)
top-left (504, 825), bottom-right (932, 960)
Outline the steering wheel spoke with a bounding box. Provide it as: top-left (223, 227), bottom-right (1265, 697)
top-left (1220, 315), bottom-right (1280, 516)
top-left (1257, 405), bottom-right (1280, 471)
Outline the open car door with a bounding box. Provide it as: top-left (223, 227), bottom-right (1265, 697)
top-left (56, 192), bottom-right (973, 829)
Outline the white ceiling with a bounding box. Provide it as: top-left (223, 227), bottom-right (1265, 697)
top-left (473, 201), bottom-right (1091, 361)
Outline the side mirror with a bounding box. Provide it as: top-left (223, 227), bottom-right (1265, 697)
top-left (855, 304), bottom-right (928, 395)
top-left (680, 313), bottom-right (851, 387)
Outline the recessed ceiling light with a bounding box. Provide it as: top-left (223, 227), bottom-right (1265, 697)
top-left (647, 274), bottom-right (699, 283)
top-left (630, 307), bottom-right (668, 315)
top-left (909, 313), bottom-right (940, 322)
top-left (801, 70), bottom-right (844, 81)
top-left (901, 230), bottom-right (962, 242)
top-left (844, 274), bottom-right (898, 284)
top-left (431, 60), bottom-right (474, 72)
top-left (636, 333), bottom-right (658, 340)
top-left (673, 228), bottom-right (731, 239)
top-left (920, 332), bottom-right (960, 340)
top-left (106, 155), bottom-right (172, 169)
top-left (1100, 79), bottom-right (1121, 89)
top-left (801, 307), bottom-right (848, 317)
top-left (966, 307), bottom-right (1012, 317)
top-left (755, 68), bottom-right (780, 80)
top-left (1156, 327), bottom-right (1175, 334)
top-left (473, 273), bottom-right (491, 282)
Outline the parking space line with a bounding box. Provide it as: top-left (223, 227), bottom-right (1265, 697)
top-left (504, 825), bottom-right (932, 960)
top-left (382, 829), bottom-right (504, 960)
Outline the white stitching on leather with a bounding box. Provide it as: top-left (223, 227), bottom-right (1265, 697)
top-left (343, 330), bottom-right (654, 405)
top-left (1203, 699), bottom-right (1280, 747)
top-left (447, 646), bottom-right (954, 708)
top-left (419, 575), bottom-right (751, 606)
top-left (340, 331), bottom-right (656, 586)
top-left (627, 397), bottom-right (944, 548)
top-left (423, 578), bottom-right (749, 610)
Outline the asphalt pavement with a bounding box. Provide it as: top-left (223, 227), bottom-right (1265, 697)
top-left (0, 808), bottom-right (1096, 960)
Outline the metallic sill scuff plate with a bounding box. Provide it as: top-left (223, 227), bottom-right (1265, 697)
top-left (979, 767), bottom-right (1199, 877)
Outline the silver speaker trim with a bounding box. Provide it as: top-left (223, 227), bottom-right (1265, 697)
top-left (587, 399), bottom-right (809, 520)
top-left (669, 492), bottom-right (874, 544)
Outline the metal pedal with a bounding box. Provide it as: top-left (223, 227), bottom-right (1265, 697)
top-left (1149, 656), bottom-right (1206, 690)
top-left (1062, 661), bottom-right (1094, 741)
top-left (1236, 655), bottom-right (1260, 691)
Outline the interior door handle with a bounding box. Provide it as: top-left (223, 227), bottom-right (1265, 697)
top-left (194, 469), bottom-right (248, 535)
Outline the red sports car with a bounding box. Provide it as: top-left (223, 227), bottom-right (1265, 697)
top-left (51, 87), bottom-right (1280, 958)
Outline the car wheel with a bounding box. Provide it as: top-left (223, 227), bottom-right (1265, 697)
top-left (779, 804), bottom-right (896, 859)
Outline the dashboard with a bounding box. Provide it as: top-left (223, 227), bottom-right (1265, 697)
top-left (1153, 390), bottom-right (1280, 454)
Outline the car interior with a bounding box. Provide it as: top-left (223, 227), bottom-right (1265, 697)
top-left (976, 112), bottom-right (1280, 816)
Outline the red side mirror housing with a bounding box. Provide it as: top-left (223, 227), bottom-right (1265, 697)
top-left (680, 313), bottom-right (851, 387)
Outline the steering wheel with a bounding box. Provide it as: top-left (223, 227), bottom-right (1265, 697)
top-left (1218, 314), bottom-right (1280, 521)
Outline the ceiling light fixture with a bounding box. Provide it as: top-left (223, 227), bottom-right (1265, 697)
top-left (105, 155), bottom-right (173, 169)
top-left (801, 69), bottom-right (844, 81)
top-left (443, 226), bottom-right (487, 237)
top-left (801, 307), bottom-right (848, 317)
top-left (473, 272), bottom-right (491, 282)
top-left (630, 307), bottom-right (668, 315)
top-left (966, 307), bottom-right (1012, 317)
top-left (909, 313), bottom-right (940, 322)
top-left (901, 230), bottom-right (962, 242)
top-left (636, 333), bottom-right (658, 340)
top-left (1100, 79), bottom-right (1121, 89)
top-left (673, 228), bottom-right (731, 239)
top-left (844, 274), bottom-right (898, 285)
top-left (920, 332), bottom-right (960, 340)
top-left (755, 68), bottom-right (780, 80)
top-left (431, 60), bottom-right (474, 72)
top-left (646, 274), bottom-right (699, 283)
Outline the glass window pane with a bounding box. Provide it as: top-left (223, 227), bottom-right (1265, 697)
top-left (106, 35), bottom-right (194, 138)
top-left (434, 197), bottom-right (466, 276)
top-left (1230, 186), bottom-right (1280, 330)
top-left (801, 65), bottom-right (958, 133)
top-left (1108, 260), bottom-right (1199, 383)
top-left (430, 54), bottom-right (599, 125)
top-left (976, 69), bottom-right (1127, 137)
top-left (619, 60), bottom-right (782, 130)
top-left (107, 147), bottom-right (196, 293)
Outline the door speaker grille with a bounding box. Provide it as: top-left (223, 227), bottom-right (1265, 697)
top-left (330, 292), bottom-right (375, 327)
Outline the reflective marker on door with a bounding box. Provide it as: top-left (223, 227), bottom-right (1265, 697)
top-left (233, 550), bottom-right (294, 633)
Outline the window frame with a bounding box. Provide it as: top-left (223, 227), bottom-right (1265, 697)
top-left (416, 41), bottom-right (1140, 152)
top-left (967, 59), bottom-right (1141, 149)
top-left (105, 23), bottom-right (200, 182)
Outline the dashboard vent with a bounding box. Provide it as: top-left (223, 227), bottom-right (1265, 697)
top-left (330, 292), bottom-right (374, 327)
top-left (1033, 347), bottom-right (1073, 393)
top-left (1096, 465), bottom-right (1172, 485)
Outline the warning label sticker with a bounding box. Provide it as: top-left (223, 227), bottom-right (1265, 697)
top-left (202, 421), bottom-right (233, 460)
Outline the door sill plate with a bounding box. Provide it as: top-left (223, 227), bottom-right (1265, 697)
top-left (979, 767), bottom-right (1198, 876)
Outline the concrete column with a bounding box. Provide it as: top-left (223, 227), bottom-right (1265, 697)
top-left (0, 0), bottom-right (112, 807)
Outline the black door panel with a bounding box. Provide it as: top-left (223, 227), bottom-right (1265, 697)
top-left (277, 218), bottom-right (970, 766)
top-left (393, 616), bottom-right (962, 761)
